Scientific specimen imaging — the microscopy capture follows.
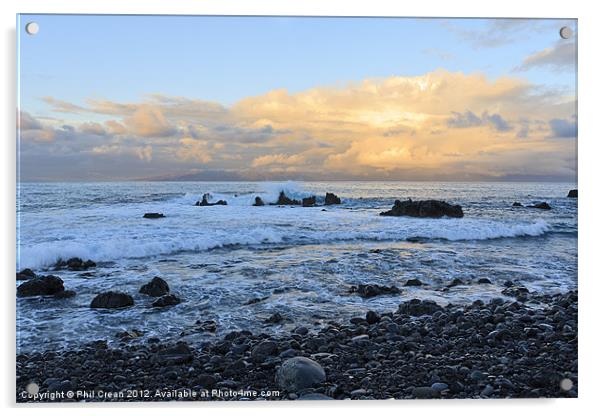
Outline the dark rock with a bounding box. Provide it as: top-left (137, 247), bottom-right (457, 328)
top-left (447, 278), bottom-right (464, 287)
top-left (253, 196), bottom-right (265, 206)
top-left (17, 275), bottom-right (65, 297)
top-left (265, 312), bottom-right (284, 324)
top-left (567, 189), bottom-right (577, 198)
top-left (158, 343), bottom-right (193, 364)
top-left (512, 202), bottom-right (523, 207)
top-left (140, 277), bottom-right (170, 297)
top-left (324, 192), bottom-right (341, 205)
top-left (275, 356), bottom-right (326, 392)
top-left (431, 382), bottom-right (449, 392)
top-left (273, 191), bottom-right (301, 205)
top-left (54, 257), bottom-right (96, 271)
top-left (365, 310), bottom-right (381, 325)
top-left (380, 199), bottom-right (464, 218)
top-left (412, 386), bottom-right (438, 399)
top-left (143, 213), bottom-right (165, 219)
top-left (152, 294), bottom-right (181, 307)
top-left (302, 196), bottom-right (316, 207)
top-left (195, 193), bottom-right (227, 206)
top-left (244, 296), bottom-right (269, 305)
top-left (350, 284), bottom-right (401, 298)
top-left (116, 329), bottom-right (143, 340)
top-left (405, 278), bottom-right (423, 287)
top-left (90, 291), bottom-right (134, 309)
top-left (397, 299), bottom-right (443, 316)
top-left (251, 340), bottom-right (278, 359)
top-left (528, 202), bottom-right (552, 210)
top-left (477, 278), bottom-right (492, 284)
top-left (16, 268), bottom-right (35, 281)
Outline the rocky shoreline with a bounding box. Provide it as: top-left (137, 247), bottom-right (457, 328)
top-left (17, 290), bottom-right (577, 402)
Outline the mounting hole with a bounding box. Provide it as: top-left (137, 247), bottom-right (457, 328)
top-left (559, 26), bottom-right (573, 40)
top-left (25, 22), bottom-right (39, 36)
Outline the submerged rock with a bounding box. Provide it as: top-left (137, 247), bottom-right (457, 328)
top-left (567, 189), bottom-right (577, 198)
top-left (380, 199), bottom-right (464, 218)
top-left (17, 275), bottom-right (65, 297)
top-left (54, 257), bottom-right (96, 271)
top-left (143, 213), bottom-right (165, 219)
top-left (196, 193), bottom-right (227, 206)
top-left (265, 312), bottom-right (284, 324)
top-left (152, 294), bottom-right (181, 307)
top-left (253, 196), bottom-right (265, 206)
top-left (90, 291), bottom-right (134, 308)
top-left (140, 277), bottom-right (170, 297)
top-left (528, 202), bottom-right (552, 210)
top-left (16, 268), bottom-right (36, 281)
top-left (273, 191), bottom-right (301, 205)
top-left (324, 192), bottom-right (341, 205)
top-left (302, 196), bottom-right (316, 207)
top-left (447, 278), bottom-right (464, 288)
top-left (275, 356), bottom-right (326, 392)
top-left (350, 284), bottom-right (401, 298)
top-left (405, 278), bottom-right (424, 287)
top-left (512, 202), bottom-right (523, 207)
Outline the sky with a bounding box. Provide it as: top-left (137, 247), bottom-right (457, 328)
top-left (17, 15), bottom-right (577, 181)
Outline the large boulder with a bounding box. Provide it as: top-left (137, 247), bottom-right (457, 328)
top-left (567, 189), bottom-right (577, 198)
top-left (90, 291), bottom-right (134, 309)
top-left (273, 191), bottom-right (300, 205)
top-left (152, 294), bottom-right (181, 307)
top-left (350, 284), bottom-right (401, 298)
top-left (139, 277), bottom-right (169, 297)
top-left (143, 213), bottom-right (165, 219)
top-left (195, 193), bottom-right (227, 206)
top-left (324, 192), bottom-right (341, 205)
top-left (528, 202), bottom-right (552, 210)
top-left (54, 257), bottom-right (96, 271)
top-left (302, 196), bottom-right (316, 207)
top-left (16, 268), bottom-right (36, 281)
top-left (17, 275), bottom-right (65, 297)
top-left (380, 199), bottom-right (464, 218)
top-left (275, 356), bottom-right (326, 392)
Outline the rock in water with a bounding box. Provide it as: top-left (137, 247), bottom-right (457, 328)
top-left (16, 268), bottom-right (36, 281)
top-left (528, 202), bottom-right (552, 210)
top-left (90, 291), bottom-right (134, 308)
top-left (324, 192), bottom-right (341, 205)
top-left (273, 191), bottom-right (301, 205)
top-left (302, 196), bottom-right (316, 207)
top-left (512, 202), bottom-right (523, 207)
top-left (253, 196), bottom-right (265, 206)
top-left (405, 278), bottom-right (423, 287)
top-left (275, 357), bottom-right (326, 392)
top-left (195, 193), bottom-right (227, 206)
top-left (380, 199), bottom-right (464, 218)
top-left (152, 294), bottom-right (181, 307)
top-left (139, 277), bottom-right (170, 297)
top-left (17, 275), bottom-right (65, 297)
top-left (567, 189), bottom-right (577, 198)
top-left (143, 213), bottom-right (165, 219)
top-left (54, 257), bottom-right (96, 271)
top-left (350, 284), bottom-right (401, 298)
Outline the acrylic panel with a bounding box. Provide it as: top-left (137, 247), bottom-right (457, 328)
top-left (16, 14), bottom-right (578, 402)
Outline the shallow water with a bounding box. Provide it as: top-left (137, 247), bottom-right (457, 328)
top-left (16, 181), bottom-right (577, 352)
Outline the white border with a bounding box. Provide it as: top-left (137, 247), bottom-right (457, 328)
top-left (2, 1), bottom-right (600, 415)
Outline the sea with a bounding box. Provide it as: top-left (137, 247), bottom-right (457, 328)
top-left (16, 181), bottom-right (578, 353)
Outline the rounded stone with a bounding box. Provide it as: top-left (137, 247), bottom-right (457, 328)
top-left (275, 356), bottom-right (326, 392)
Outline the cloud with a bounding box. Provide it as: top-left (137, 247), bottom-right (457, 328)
top-left (549, 116), bottom-right (577, 138)
top-left (447, 110), bottom-right (512, 132)
top-left (18, 111), bottom-right (43, 130)
top-left (21, 70), bottom-right (576, 181)
top-left (516, 40), bottom-right (576, 72)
